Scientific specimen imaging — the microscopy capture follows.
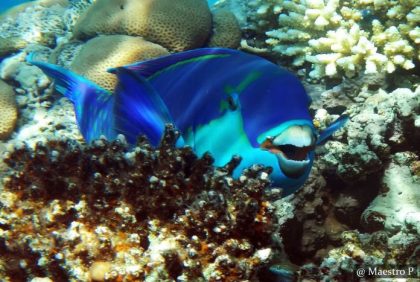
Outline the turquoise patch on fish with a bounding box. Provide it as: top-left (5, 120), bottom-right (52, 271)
top-left (27, 48), bottom-right (347, 195)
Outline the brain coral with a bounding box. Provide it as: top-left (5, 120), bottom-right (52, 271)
top-left (208, 9), bottom-right (242, 49)
top-left (70, 35), bottom-right (169, 92)
top-left (73, 0), bottom-right (212, 52)
top-left (0, 80), bottom-right (18, 140)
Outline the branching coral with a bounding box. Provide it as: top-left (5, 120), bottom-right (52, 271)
top-left (221, 0), bottom-right (419, 78)
top-left (0, 126), bottom-right (279, 281)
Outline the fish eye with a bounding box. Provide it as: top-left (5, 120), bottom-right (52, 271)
top-left (227, 96), bottom-right (237, 110)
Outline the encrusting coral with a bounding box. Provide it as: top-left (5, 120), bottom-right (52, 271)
top-left (208, 9), bottom-right (242, 49)
top-left (70, 35), bottom-right (170, 92)
top-left (0, 80), bottom-right (18, 140)
top-left (73, 0), bottom-right (212, 52)
top-left (0, 126), bottom-right (279, 281)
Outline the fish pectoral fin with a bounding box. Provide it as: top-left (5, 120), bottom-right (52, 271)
top-left (316, 114), bottom-right (349, 145)
top-left (113, 68), bottom-right (173, 146)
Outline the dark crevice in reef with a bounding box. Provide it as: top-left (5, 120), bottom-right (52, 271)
top-left (0, 245), bottom-right (65, 282)
top-left (280, 172), bottom-right (382, 265)
top-left (329, 175), bottom-right (382, 229)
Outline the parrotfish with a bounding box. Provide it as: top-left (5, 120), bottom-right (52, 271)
top-left (27, 48), bottom-right (347, 195)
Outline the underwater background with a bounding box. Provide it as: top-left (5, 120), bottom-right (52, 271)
top-left (0, 0), bottom-right (34, 13)
top-left (0, 0), bottom-right (419, 281)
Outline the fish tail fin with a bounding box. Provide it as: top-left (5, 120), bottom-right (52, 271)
top-left (27, 53), bottom-right (116, 143)
top-left (26, 53), bottom-right (105, 103)
top-left (317, 115), bottom-right (349, 145)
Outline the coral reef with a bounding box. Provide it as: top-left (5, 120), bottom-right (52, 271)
top-left (208, 9), bottom-right (241, 49)
top-left (70, 35), bottom-right (169, 91)
top-left (0, 80), bottom-right (18, 140)
top-left (62, 0), bottom-right (95, 31)
top-left (296, 229), bottom-right (419, 280)
top-left (0, 126), bottom-right (279, 281)
top-left (0, 0), bottom-right (68, 55)
top-left (272, 154), bottom-right (419, 281)
top-left (362, 152), bottom-right (420, 234)
top-left (320, 86), bottom-right (420, 182)
top-left (0, 1), bottom-right (418, 281)
top-left (0, 0), bottom-right (243, 97)
top-left (49, 40), bottom-right (85, 69)
top-left (0, 48), bottom-right (82, 153)
top-left (269, 84), bottom-right (419, 280)
top-left (219, 0), bottom-right (419, 78)
top-left (73, 0), bottom-right (212, 52)
top-left (0, 37), bottom-right (27, 57)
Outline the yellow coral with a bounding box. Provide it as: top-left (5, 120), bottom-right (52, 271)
top-left (73, 0), bottom-right (212, 52)
top-left (70, 35), bottom-right (169, 92)
top-left (0, 37), bottom-right (27, 57)
top-left (89, 261), bottom-right (113, 282)
top-left (0, 80), bottom-right (18, 140)
top-left (208, 9), bottom-right (241, 49)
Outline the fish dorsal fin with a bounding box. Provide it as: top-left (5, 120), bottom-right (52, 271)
top-left (108, 48), bottom-right (240, 79)
top-left (113, 68), bottom-right (173, 146)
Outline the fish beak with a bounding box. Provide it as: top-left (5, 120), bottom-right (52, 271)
top-left (260, 125), bottom-right (316, 178)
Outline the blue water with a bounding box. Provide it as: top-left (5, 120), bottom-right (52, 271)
top-left (0, 0), bottom-right (34, 13)
top-left (0, 0), bottom-right (216, 13)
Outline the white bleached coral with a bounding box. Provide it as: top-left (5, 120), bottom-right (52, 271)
top-left (362, 153), bottom-right (420, 234)
top-left (223, 0), bottom-right (419, 78)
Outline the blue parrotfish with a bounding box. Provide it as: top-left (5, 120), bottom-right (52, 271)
top-left (27, 48), bottom-right (347, 195)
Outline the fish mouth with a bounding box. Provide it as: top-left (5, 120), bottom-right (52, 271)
top-left (261, 125), bottom-right (316, 178)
